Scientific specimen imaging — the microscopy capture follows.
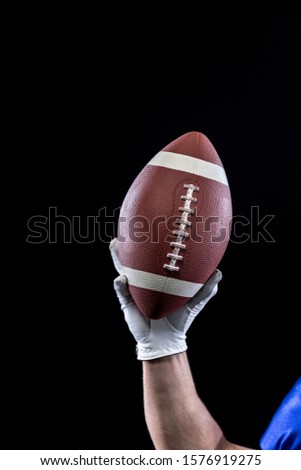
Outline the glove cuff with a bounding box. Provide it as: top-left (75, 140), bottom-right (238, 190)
top-left (136, 340), bottom-right (187, 361)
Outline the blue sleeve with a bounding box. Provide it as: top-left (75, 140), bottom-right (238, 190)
top-left (260, 378), bottom-right (301, 450)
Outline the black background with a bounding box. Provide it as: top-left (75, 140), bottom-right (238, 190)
top-left (16, 4), bottom-right (301, 450)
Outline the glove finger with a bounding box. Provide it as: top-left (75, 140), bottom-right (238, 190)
top-left (109, 238), bottom-right (124, 275)
top-left (187, 269), bottom-right (222, 313)
top-left (166, 307), bottom-right (190, 332)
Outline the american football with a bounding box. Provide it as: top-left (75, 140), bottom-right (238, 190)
top-left (117, 131), bottom-right (232, 319)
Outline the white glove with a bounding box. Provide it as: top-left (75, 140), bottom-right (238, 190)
top-left (110, 238), bottom-right (222, 360)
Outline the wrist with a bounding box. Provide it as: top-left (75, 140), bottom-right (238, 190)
top-left (137, 339), bottom-right (187, 361)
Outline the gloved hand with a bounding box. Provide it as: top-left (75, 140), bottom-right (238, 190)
top-left (110, 238), bottom-right (222, 360)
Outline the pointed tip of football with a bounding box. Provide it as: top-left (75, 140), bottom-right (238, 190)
top-left (117, 131), bottom-right (232, 319)
top-left (163, 131), bottom-right (222, 165)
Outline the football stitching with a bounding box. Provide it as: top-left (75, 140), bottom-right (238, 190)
top-left (163, 183), bottom-right (199, 272)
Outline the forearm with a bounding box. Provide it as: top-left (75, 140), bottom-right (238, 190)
top-left (143, 352), bottom-right (227, 450)
top-left (110, 260), bottom-right (247, 449)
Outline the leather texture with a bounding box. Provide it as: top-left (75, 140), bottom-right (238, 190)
top-left (118, 131), bottom-right (232, 318)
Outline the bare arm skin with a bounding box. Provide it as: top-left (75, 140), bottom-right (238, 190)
top-left (143, 352), bottom-right (250, 450)
top-left (110, 244), bottom-right (251, 449)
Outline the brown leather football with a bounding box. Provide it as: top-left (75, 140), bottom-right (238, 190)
top-left (117, 131), bottom-right (232, 319)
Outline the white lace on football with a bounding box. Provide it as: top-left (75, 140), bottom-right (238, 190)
top-left (164, 183), bottom-right (199, 272)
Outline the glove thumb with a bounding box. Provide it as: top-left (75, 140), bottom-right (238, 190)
top-left (113, 275), bottom-right (134, 310)
top-left (109, 238), bottom-right (124, 275)
top-left (113, 275), bottom-right (150, 341)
